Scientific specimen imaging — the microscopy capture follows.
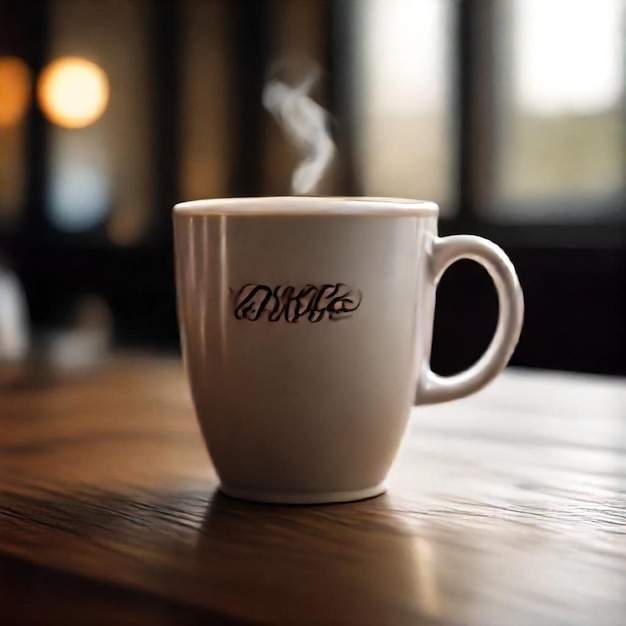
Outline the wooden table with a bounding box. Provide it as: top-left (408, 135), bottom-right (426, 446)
top-left (1, 356), bottom-right (625, 625)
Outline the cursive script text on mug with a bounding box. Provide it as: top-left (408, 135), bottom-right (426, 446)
top-left (233, 284), bottom-right (362, 323)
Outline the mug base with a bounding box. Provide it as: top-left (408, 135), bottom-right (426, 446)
top-left (219, 482), bottom-right (387, 505)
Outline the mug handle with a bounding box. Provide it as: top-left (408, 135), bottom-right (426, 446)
top-left (417, 235), bottom-right (524, 405)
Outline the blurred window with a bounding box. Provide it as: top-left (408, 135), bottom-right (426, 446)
top-left (350, 0), bottom-right (454, 213)
top-left (261, 0), bottom-right (329, 195)
top-left (0, 56), bottom-right (31, 224)
top-left (179, 0), bottom-right (233, 201)
top-left (45, 0), bottom-right (152, 242)
top-left (491, 0), bottom-right (625, 221)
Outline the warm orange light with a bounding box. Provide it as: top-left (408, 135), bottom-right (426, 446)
top-left (0, 57), bottom-right (31, 127)
top-left (38, 57), bottom-right (109, 129)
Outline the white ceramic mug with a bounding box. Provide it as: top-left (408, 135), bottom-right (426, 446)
top-left (174, 197), bottom-right (524, 504)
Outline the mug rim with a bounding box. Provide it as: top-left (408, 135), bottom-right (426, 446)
top-left (173, 196), bottom-right (439, 217)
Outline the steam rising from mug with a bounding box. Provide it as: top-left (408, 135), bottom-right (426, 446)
top-left (263, 68), bottom-right (335, 195)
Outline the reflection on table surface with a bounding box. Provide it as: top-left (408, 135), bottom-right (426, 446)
top-left (0, 356), bottom-right (625, 625)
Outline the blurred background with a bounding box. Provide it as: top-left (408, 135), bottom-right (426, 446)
top-left (0, 0), bottom-right (624, 380)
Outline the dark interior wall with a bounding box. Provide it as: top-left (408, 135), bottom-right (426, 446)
top-left (430, 246), bottom-right (626, 376)
top-left (15, 244), bottom-right (625, 376)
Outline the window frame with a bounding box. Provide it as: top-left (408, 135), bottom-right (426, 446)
top-left (333, 0), bottom-right (626, 374)
top-left (447, 0), bottom-right (626, 249)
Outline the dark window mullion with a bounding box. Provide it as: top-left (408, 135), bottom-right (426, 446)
top-left (22, 0), bottom-right (50, 241)
top-left (452, 0), bottom-right (497, 226)
top-left (326, 0), bottom-right (359, 196)
top-left (227, 0), bottom-right (269, 197)
top-left (150, 0), bottom-right (181, 241)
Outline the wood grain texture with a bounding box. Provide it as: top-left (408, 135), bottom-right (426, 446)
top-left (1, 356), bottom-right (625, 625)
